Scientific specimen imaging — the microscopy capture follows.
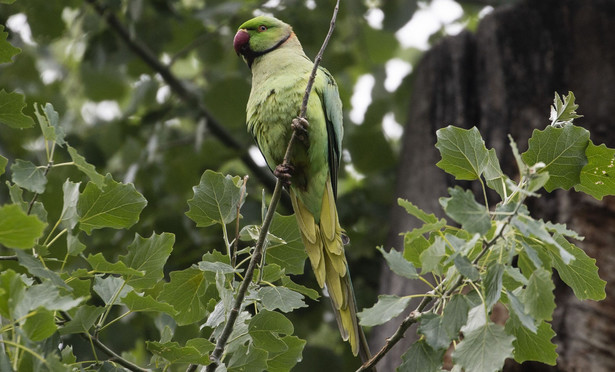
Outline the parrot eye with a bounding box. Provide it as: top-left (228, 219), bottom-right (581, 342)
top-left (258, 25), bottom-right (267, 32)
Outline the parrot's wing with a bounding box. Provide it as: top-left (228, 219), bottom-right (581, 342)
top-left (317, 66), bottom-right (344, 198)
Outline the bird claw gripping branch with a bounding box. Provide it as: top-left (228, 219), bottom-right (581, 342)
top-left (291, 117), bottom-right (310, 144)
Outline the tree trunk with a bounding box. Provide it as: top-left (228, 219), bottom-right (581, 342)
top-left (373, 0), bottom-right (615, 370)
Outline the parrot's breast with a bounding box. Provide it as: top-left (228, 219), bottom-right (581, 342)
top-left (246, 50), bottom-right (330, 216)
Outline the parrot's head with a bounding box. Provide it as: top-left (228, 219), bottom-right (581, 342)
top-left (234, 16), bottom-right (294, 67)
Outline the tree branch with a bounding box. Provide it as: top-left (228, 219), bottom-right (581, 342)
top-left (83, 0), bottom-right (290, 209)
top-left (204, 2), bottom-right (340, 370)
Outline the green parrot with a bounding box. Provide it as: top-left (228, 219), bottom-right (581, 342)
top-left (234, 16), bottom-right (371, 361)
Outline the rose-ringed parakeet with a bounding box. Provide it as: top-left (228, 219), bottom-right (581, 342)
top-left (234, 16), bottom-right (371, 362)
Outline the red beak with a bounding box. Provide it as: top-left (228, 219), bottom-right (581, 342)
top-left (233, 29), bottom-right (250, 55)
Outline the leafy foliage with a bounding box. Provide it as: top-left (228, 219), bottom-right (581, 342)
top-left (357, 92), bottom-right (609, 371)
top-left (0, 0), bottom-right (610, 370)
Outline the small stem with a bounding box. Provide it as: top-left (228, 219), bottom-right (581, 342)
top-left (232, 176), bottom-right (249, 267)
top-left (36, 161), bottom-right (74, 169)
top-left (44, 228), bottom-right (67, 249)
top-left (0, 340), bottom-right (49, 367)
top-left (97, 310), bottom-right (132, 333)
top-left (26, 160), bottom-right (53, 216)
top-left (95, 281), bottom-right (128, 335)
top-left (58, 311), bottom-right (148, 372)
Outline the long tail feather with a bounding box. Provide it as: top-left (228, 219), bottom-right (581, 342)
top-left (290, 179), bottom-right (375, 369)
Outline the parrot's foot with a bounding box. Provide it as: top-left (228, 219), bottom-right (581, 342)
top-left (291, 117), bottom-right (309, 144)
top-left (274, 163), bottom-right (294, 186)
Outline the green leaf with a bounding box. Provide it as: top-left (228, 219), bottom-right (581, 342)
top-left (280, 276), bottom-right (319, 301)
top-left (198, 260), bottom-right (236, 274)
top-left (93, 275), bottom-right (133, 305)
top-left (186, 170), bottom-right (245, 227)
top-left (398, 198), bottom-right (438, 224)
top-left (521, 268), bottom-right (555, 321)
top-left (403, 234), bottom-right (430, 267)
top-left (0, 269), bottom-right (25, 318)
top-left (506, 290), bottom-right (536, 333)
top-left (506, 318), bottom-right (557, 365)
top-left (454, 254), bottom-right (479, 281)
top-left (123, 291), bottom-right (177, 315)
top-left (0, 155), bottom-right (7, 176)
top-left (0, 25), bottom-right (20, 63)
top-left (227, 343), bottom-right (268, 372)
top-left (0, 204), bottom-right (46, 249)
top-left (463, 305), bottom-right (487, 333)
top-left (398, 339), bottom-right (445, 372)
top-left (575, 141), bottom-right (615, 199)
top-left (441, 294), bottom-right (470, 337)
top-left (549, 234), bottom-right (606, 301)
top-left (358, 295), bottom-right (411, 326)
top-left (147, 339), bottom-right (213, 365)
top-left (77, 174), bottom-right (147, 234)
top-left (14, 281), bottom-right (82, 319)
top-left (267, 336), bottom-right (306, 372)
top-left (483, 262), bottom-right (504, 310)
top-left (0, 90), bottom-right (34, 128)
top-left (521, 125), bottom-right (590, 191)
top-left (249, 310), bottom-right (294, 353)
top-left (262, 213), bottom-right (307, 275)
top-left (14, 250), bottom-right (71, 290)
top-left (34, 103), bottom-right (66, 146)
top-left (404, 219), bottom-right (447, 267)
top-left (10, 159), bottom-right (47, 194)
top-left (378, 246), bottom-right (418, 279)
top-left (508, 134), bottom-right (527, 175)
top-left (420, 237), bottom-right (446, 275)
top-left (512, 214), bottom-right (574, 264)
top-left (435, 126), bottom-right (489, 180)
top-left (119, 232), bottom-right (174, 289)
top-left (257, 286), bottom-right (306, 313)
top-left (158, 267), bottom-right (209, 325)
top-left (85, 253), bottom-right (144, 277)
top-left (543, 221), bottom-right (583, 240)
top-left (6, 181), bottom-right (47, 222)
top-left (453, 321), bottom-right (515, 372)
top-left (59, 305), bottom-right (105, 334)
top-left (550, 91), bottom-right (582, 127)
top-left (484, 148), bottom-right (509, 198)
top-left (60, 180), bottom-right (80, 230)
top-left (23, 308), bottom-right (57, 341)
top-left (440, 187), bottom-right (491, 235)
top-left (67, 145), bottom-right (105, 189)
top-left (418, 313), bottom-right (452, 351)
top-left (61, 346), bottom-right (76, 365)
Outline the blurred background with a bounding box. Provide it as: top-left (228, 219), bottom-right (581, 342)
top-left (1, 0), bottom-right (613, 370)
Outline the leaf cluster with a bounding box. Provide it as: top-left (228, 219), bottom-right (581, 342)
top-left (0, 99), bottom-right (313, 371)
top-left (358, 92), bottom-right (608, 372)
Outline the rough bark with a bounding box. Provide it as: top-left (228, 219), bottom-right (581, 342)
top-left (373, 0), bottom-right (615, 370)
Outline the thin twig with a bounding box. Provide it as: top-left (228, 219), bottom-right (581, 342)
top-left (83, 0), bottom-right (288, 209)
top-left (232, 176), bottom-right (249, 267)
top-left (58, 311), bottom-right (149, 372)
top-left (26, 160), bottom-right (53, 215)
top-left (204, 2), bottom-right (341, 371)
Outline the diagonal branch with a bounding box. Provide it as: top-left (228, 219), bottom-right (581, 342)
top-left (83, 0), bottom-right (289, 209)
top-left (204, 1), bottom-right (340, 371)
